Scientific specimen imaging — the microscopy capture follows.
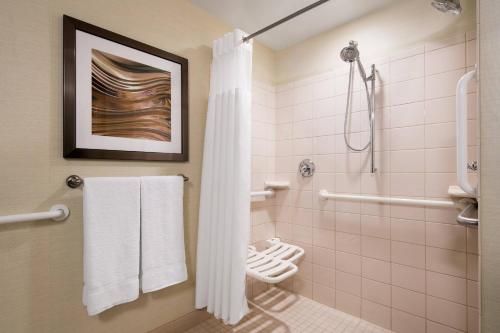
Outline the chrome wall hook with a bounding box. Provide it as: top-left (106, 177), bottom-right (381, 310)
top-left (66, 175), bottom-right (83, 188)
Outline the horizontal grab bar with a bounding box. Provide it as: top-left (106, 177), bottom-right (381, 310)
top-left (319, 190), bottom-right (455, 208)
top-left (251, 190), bottom-right (274, 198)
top-left (0, 205), bottom-right (70, 225)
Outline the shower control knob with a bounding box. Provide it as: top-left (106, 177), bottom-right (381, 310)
top-left (467, 161), bottom-right (478, 171)
top-left (299, 159), bottom-right (315, 177)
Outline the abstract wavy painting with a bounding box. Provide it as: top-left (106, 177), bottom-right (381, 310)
top-left (91, 49), bottom-right (171, 141)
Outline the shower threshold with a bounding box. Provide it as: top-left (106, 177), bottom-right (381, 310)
top-left (184, 287), bottom-right (392, 333)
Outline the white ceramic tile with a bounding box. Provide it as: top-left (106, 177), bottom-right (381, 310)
top-left (313, 97), bottom-right (336, 118)
top-left (293, 120), bottom-right (313, 138)
top-left (425, 69), bottom-right (465, 100)
top-left (313, 116), bottom-right (335, 136)
top-left (392, 286), bottom-right (426, 317)
top-left (425, 43), bottom-right (465, 75)
top-left (294, 102), bottom-right (313, 122)
top-left (426, 270), bottom-right (467, 304)
top-left (426, 295), bottom-right (467, 331)
top-left (390, 125), bottom-right (425, 150)
top-left (390, 173), bottom-right (425, 197)
top-left (425, 122), bottom-right (456, 148)
top-left (390, 54), bottom-right (425, 83)
top-left (390, 78), bottom-right (425, 106)
top-left (391, 150), bottom-right (425, 173)
top-left (391, 102), bottom-right (425, 128)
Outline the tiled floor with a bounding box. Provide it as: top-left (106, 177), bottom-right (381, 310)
top-left (185, 287), bottom-right (392, 333)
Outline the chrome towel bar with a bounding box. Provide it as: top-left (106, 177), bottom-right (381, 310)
top-left (66, 174), bottom-right (189, 188)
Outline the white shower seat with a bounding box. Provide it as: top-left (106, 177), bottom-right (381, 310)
top-left (246, 238), bottom-right (304, 284)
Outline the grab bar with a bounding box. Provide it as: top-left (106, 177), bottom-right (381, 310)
top-left (456, 202), bottom-right (478, 226)
top-left (251, 190), bottom-right (274, 198)
top-left (456, 68), bottom-right (477, 196)
top-left (0, 205), bottom-right (70, 225)
top-left (319, 190), bottom-right (455, 208)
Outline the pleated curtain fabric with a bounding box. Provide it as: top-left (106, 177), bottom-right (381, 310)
top-left (195, 29), bottom-right (253, 325)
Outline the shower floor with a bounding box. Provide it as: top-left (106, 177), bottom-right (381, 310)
top-left (184, 287), bottom-right (392, 333)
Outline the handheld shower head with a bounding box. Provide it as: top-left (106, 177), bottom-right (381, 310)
top-left (431, 0), bottom-right (462, 15)
top-left (340, 40), bottom-right (367, 81)
top-left (340, 40), bottom-right (359, 63)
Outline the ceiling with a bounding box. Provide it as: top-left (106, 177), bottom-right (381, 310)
top-left (190, 0), bottom-right (403, 50)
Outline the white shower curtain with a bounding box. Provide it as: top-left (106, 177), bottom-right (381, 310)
top-left (195, 30), bottom-right (253, 325)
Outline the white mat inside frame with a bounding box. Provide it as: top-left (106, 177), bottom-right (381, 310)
top-left (246, 238), bottom-right (304, 284)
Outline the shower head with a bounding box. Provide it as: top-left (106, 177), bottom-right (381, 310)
top-left (431, 0), bottom-right (462, 15)
top-left (340, 40), bottom-right (359, 63)
top-left (340, 40), bottom-right (368, 81)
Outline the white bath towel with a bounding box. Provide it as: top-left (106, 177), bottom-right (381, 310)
top-left (83, 177), bottom-right (141, 316)
top-left (140, 176), bottom-right (187, 292)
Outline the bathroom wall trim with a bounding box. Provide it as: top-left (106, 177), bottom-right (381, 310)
top-left (148, 310), bottom-right (211, 333)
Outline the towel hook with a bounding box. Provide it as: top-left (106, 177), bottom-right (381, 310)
top-left (66, 174), bottom-right (189, 189)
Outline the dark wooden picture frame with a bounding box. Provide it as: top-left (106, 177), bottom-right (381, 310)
top-left (63, 15), bottom-right (188, 161)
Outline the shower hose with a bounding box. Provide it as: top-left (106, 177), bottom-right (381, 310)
top-left (343, 61), bottom-right (375, 152)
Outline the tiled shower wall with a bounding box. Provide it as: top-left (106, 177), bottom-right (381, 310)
top-left (250, 81), bottom-right (277, 244)
top-left (248, 81), bottom-right (278, 297)
top-left (250, 32), bottom-right (479, 333)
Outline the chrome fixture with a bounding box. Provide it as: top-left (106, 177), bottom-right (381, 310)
top-left (340, 41), bottom-right (359, 63)
top-left (340, 41), bottom-right (377, 173)
top-left (66, 174), bottom-right (84, 188)
top-left (242, 0), bottom-right (331, 43)
top-left (431, 0), bottom-right (462, 15)
top-left (467, 161), bottom-right (478, 171)
top-left (456, 202), bottom-right (478, 226)
top-left (66, 174), bottom-right (189, 188)
top-left (298, 159), bottom-right (315, 177)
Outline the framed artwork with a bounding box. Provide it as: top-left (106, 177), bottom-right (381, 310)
top-left (63, 15), bottom-right (188, 161)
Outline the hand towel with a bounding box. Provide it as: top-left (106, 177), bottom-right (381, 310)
top-left (83, 177), bottom-right (141, 316)
top-left (140, 176), bottom-right (187, 292)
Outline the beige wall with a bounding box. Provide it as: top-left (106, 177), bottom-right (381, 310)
top-left (0, 0), bottom-right (274, 332)
top-left (276, 0), bottom-right (476, 84)
top-left (479, 1), bottom-right (500, 332)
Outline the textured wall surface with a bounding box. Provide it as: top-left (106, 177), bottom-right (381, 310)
top-left (0, 1), bottom-right (274, 332)
top-left (478, 1), bottom-right (500, 332)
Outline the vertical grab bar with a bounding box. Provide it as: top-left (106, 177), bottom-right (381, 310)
top-left (456, 69), bottom-right (476, 196)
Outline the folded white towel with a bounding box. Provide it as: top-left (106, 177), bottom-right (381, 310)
top-left (140, 176), bottom-right (187, 293)
top-left (83, 177), bottom-right (141, 316)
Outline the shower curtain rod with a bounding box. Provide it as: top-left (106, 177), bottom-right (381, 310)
top-left (242, 0), bottom-right (331, 43)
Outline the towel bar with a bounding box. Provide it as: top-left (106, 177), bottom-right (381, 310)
top-left (66, 174), bottom-right (189, 188)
